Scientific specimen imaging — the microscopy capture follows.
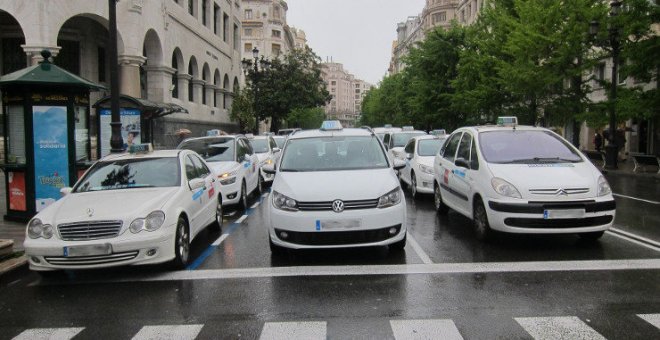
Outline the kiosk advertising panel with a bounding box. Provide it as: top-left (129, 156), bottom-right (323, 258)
top-left (32, 106), bottom-right (69, 212)
top-left (99, 108), bottom-right (141, 157)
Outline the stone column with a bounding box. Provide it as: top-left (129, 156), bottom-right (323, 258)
top-left (214, 88), bottom-right (224, 110)
top-left (144, 65), bottom-right (176, 102)
top-left (204, 84), bottom-right (216, 108)
top-left (191, 79), bottom-right (205, 104)
top-left (177, 74), bottom-right (192, 102)
top-left (22, 46), bottom-right (61, 65)
top-left (118, 55), bottom-right (147, 98)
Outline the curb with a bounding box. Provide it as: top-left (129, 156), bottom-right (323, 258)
top-left (0, 254), bottom-right (28, 279)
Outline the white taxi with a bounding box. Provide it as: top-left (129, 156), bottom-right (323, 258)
top-left (263, 123), bottom-right (408, 253)
top-left (248, 135), bottom-right (281, 185)
top-left (385, 130), bottom-right (427, 162)
top-left (400, 135), bottom-right (447, 199)
top-left (432, 119), bottom-right (616, 241)
top-left (24, 148), bottom-right (222, 271)
top-left (178, 135), bottom-right (260, 209)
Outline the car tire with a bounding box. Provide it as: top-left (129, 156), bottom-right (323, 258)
top-left (410, 173), bottom-right (418, 199)
top-left (172, 217), bottom-right (190, 269)
top-left (434, 182), bottom-right (449, 215)
top-left (239, 181), bottom-right (248, 211)
top-left (257, 175), bottom-right (264, 196)
top-left (269, 236), bottom-right (286, 256)
top-left (578, 231), bottom-right (605, 241)
top-left (389, 234), bottom-right (407, 251)
top-left (473, 198), bottom-right (494, 241)
top-left (211, 195), bottom-right (223, 231)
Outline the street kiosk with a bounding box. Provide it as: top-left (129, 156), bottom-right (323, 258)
top-left (0, 50), bottom-right (104, 221)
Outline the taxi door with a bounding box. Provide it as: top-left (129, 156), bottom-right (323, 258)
top-left (449, 133), bottom-right (476, 217)
top-left (238, 138), bottom-right (259, 194)
top-left (185, 154), bottom-right (211, 233)
top-left (436, 132), bottom-right (463, 209)
top-left (401, 139), bottom-right (416, 185)
top-left (190, 154), bottom-right (217, 231)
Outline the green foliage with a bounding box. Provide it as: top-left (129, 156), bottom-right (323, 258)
top-left (287, 107), bottom-right (326, 129)
top-left (229, 88), bottom-right (255, 133)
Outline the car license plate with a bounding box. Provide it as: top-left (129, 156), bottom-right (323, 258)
top-left (543, 209), bottom-right (586, 219)
top-left (319, 219), bottom-right (361, 230)
top-left (63, 244), bottom-right (112, 257)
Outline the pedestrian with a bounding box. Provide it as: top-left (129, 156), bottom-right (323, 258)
top-left (594, 130), bottom-right (603, 152)
top-left (615, 128), bottom-right (626, 161)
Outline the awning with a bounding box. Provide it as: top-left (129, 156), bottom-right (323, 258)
top-left (0, 56), bottom-right (106, 91)
top-left (93, 95), bottom-right (189, 119)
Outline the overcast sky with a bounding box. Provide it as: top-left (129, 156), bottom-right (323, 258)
top-left (284, 0), bottom-right (426, 85)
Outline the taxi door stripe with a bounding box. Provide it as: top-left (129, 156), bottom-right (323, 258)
top-left (259, 322), bottom-right (326, 340)
top-left (131, 324), bottom-right (203, 340)
top-left (637, 314), bottom-right (660, 330)
top-left (390, 319), bottom-right (463, 340)
top-left (12, 327), bottom-right (84, 340)
top-left (514, 316), bottom-right (606, 340)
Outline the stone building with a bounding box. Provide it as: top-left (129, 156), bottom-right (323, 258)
top-left (456, 0), bottom-right (484, 26)
top-left (322, 62), bottom-right (371, 128)
top-left (0, 0), bottom-right (244, 150)
top-left (240, 0), bottom-right (294, 59)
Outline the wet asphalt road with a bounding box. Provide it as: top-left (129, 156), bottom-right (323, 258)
top-left (0, 176), bottom-right (658, 339)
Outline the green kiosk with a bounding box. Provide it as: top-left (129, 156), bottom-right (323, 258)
top-left (0, 50), bottom-right (105, 221)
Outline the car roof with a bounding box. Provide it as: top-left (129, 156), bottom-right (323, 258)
top-left (391, 130), bottom-right (426, 135)
top-left (288, 128), bottom-right (374, 139)
top-left (457, 125), bottom-right (551, 134)
top-left (412, 135), bottom-right (444, 141)
top-left (99, 149), bottom-right (183, 161)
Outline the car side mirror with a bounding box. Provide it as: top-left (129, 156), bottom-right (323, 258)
top-left (393, 159), bottom-right (406, 171)
top-left (272, 147), bottom-right (281, 153)
top-left (406, 153), bottom-right (413, 160)
top-left (60, 187), bottom-right (73, 197)
top-left (455, 157), bottom-right (470, 169)
top-left (188, 178), bottom-right (205, 190)
top-left (262, 164), bottom-right (276, 175)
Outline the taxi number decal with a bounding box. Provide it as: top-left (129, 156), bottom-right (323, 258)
top-left (192, 188), bottom-right (205, 202)
top-left (453, 169), bottom-right (466, 178)
top-left (208, 186), bottom-right (215, 198)
top-left (443, 169), bottom-right (450, 184)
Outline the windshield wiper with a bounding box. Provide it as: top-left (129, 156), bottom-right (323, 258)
top-left (504, 157), bottom-right (578, 164)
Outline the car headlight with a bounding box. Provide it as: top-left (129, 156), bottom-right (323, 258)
top-left (378, 187), bottom-right (402, 208)
top-left (219, 176), bottom-right (237, 185)
top-left (262, 158), bottom-right (273, 166)
top-left (419, 164), bottom-right (434, 175)
top-left (597, 175), bottom-right (612, 197)
top-left (27, 218), bottom-right (53, 239)
top-left (272, 191), bottom-right (298, 211)
top-left (130, 211), bottom-right (166, 233)
top-left (491, 177), bottom-right (522, 199)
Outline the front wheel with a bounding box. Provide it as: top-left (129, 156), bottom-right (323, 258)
top-left (434, 183), bottom-right (449, 215)
top-left (211, 195), bottom-right (223, 231)
top-left (239, 181), bottom-right (248, 211)
top-left (257, 175), bottom-right (264, 196)
top-left (473, 198), bottom-right (493, 241)
top-left (410, 173), bottom-right (419, 199)
top-left (389, 234), bottom-right (407, 251)
top-left (172, 217), bottom-right (190, 269)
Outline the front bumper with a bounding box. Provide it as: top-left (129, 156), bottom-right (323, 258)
top-left (485, 198), bottom-right (616, 234)
top-left (24, 224), bottom-right (176, 271)
top-left (220, 179), bottom-right (241, 206)
top-left (268, 199), bottom-right (407, 249)
top-left (414, 171), bottom-right (435, 194)
top-left (260, 168), bottom-right (275, 182)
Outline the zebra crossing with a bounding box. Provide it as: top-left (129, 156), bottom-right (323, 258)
top-left (8, 314), bottom-right (659, 340)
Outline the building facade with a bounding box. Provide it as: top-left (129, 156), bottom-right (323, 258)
top-left (322, 62), bottom-right (371, 128)
top-left (240, 0), bottom-right (294, 60)
top-left (0, 0), bottom-right (244, 150)
top-left (456, 0), bottom-right (484, 26)
top-left (389, 16), bottom-right (424, 75)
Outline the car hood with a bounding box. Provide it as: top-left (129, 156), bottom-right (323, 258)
top-left (256, 153), bottom-right (269, 163)
top-left (208, 161), bottom-right (240, 175)
top-left (486, 162), bottom-right (599, 199)
top-left (41, 188), bottom-right (179, 224)
top-left (417, 156), bottom-right (434, 167)
top-left (274, 168), bottom-right (398, 201)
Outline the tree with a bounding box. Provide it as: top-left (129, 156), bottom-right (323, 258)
top-left (229, 88), bottom-right (255, 133)
top-left (287, 107), bottom-right (326, 129)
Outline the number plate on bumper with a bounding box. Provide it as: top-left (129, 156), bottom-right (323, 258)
top-left (543, 209), bottom-right (586, 219)
top-left (64, 244), bottom-right (112, 257)
top-left (318, 219), bottom-right (361, 230)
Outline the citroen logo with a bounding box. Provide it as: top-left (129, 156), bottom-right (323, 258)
top-left (86, 208), bottom-right (94, 217)
top-left (332, 200), bottom-right (344, 213)
top-left (557, 189), bottom-right (568, 196)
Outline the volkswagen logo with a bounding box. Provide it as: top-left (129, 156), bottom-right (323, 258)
top-left (332, 200), bottom-right (344, 213)
top-left (86, 208), bottom-right (94, 217)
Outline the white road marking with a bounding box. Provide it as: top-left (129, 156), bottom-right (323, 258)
top-left (613, 193), bottom-right (660, 205)
top-left (390, 319), bottom-right (463, 340)
top-left (407, 232), bottom-right (433, 264)
top-left (98, 259), bottom-right (660, 283)
top-left (637, 314), bottom-right (660, 330)
top-left (259, 321), bottom-right (326, 340)
top-left (515, 316), bottom-right (605, 340)
top-left (131, 325), bottom-right (203, 340)
top-left (211, 234), bottom-right (229, 246)
top-left (235, 214), bottom-right (248, 224)
top-left (12, 328), bottom-right (84, 340)
top-left (608, 227), bottom-right (660, 248)
top-left (606, 231), bottom-right (660, 252)
top-left (251, 201), bottom-right (260, 209)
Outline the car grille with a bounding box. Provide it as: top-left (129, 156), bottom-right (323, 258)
top-left (504, 216), bottom-right (613, 228)
top-left (297, 199), bottom-right (379, 211)
top-left (44, 251), bottom-right (139, 266)
top-left (57, 221), bottom-right (123, 241)
top-left (529, 188), bottom-right (590, 195)
top-left (275, 224), bottom-right (401, 246)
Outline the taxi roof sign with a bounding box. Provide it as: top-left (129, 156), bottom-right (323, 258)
top-left (497, 116), bottom-right (518, 127)
top-left (321, 120), bottom-right (343, 131)
top-left (128, 143), bottom-right (153, 154)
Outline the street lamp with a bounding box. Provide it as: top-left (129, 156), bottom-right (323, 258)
top-left (108, 0), bottom-right (123, 153)
top-left (590, 0), bottom-right (623, 170)
top-left (241, 47), bottom-right (271, 134)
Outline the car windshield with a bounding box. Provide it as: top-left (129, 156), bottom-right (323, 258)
top-left (73, 157), bottom-right (180, 192)
top-left (178, 137), bottom-right (235, 162)
top-left (418, 139), bottom-right (445, 156)
top-left (280, 135), bottom-right (388, 172)
top-left (250, 139), bottom-right (269, 153)
top-left (273, 137), bottom-right (286, 148)
top-left (479, 130), bottom-right (583, 164)
top-left (392, 132), bottom-right (426, 147)
top-left (376, 133), bottom-right (386, 141)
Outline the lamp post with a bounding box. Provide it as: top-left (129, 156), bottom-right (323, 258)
top-left (241, 47), bottom-right (270, 134)
top-left (108, 0), bottom-right (123, 153)
top-left (590, 0), bottom-right (622, 170)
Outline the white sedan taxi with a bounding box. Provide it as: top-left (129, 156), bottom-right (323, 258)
top-left (400, 135), bottom-right (447, 198)
top-left (24, 148), bottom-right (222, 271)
top-left (433, 118), bottom-right (616, 241)
top-left (263, 123), bottom-right (408, 253)
top-left (386, 130), bottom-right (427, 162)
top-left (248, 135), bottom-right (281, 184)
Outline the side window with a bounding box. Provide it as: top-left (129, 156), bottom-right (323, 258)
top-left (456, 133), bottom-right (472, 161)
top-left (442, 132), bottom-right (462, 162)
top-left (383, 133), bottom-right (391, 146)
top-left (269, 137), bottom-right (277, 150)
top-left (404, 140), bottom-right (415, 154)
top-left (470, 138), bottom-right (480, 170)
top-left (236, 139), bottom-right (247, 161)
top-left (191, 155), bottom-right (211, 177)
top-left (185, 155), bottom-right (198, 180)
top-left (243, 138), bottom-right (254, 155)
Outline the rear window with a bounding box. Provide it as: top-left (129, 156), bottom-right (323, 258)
top-left (392, 132), bottom-right (426, 148)
top-left (418, 139), bottom-right (445, 157)
top-left (178, 137), bottom-right (235, 162)
top-left (479, 130), bottom-right (583, 164)
top-left (250, 139), bottom-right (269, 153)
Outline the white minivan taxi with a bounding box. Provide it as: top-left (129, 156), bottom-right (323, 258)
top-left (432, 121), bottom-right (616, 241)
top-left (263, 124), bottom-right (408, 253)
